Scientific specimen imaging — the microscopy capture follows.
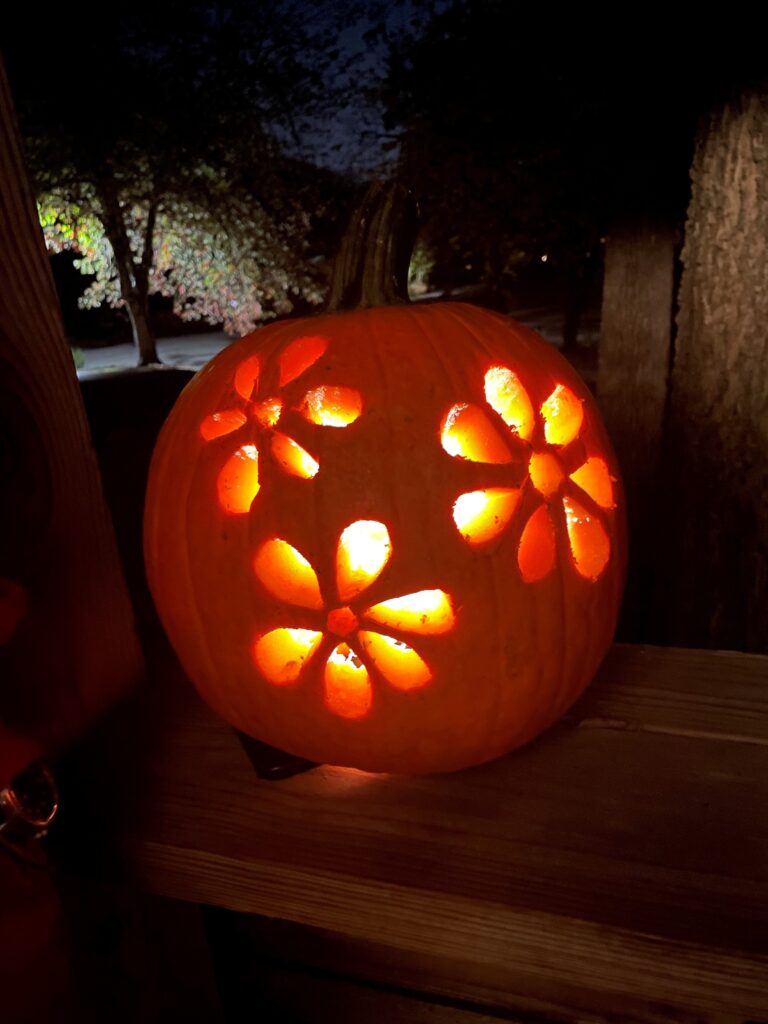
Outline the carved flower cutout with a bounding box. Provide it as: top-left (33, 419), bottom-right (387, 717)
top-left (200, 335), bottom-right (363, 513)
top-left (441, 367), bottom-right (616, 581)
top-left (252, 521), bottom-right (456, 719)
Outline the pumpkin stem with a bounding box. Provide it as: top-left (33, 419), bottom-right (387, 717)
top-left (326, 180), bottom-right (419, 311)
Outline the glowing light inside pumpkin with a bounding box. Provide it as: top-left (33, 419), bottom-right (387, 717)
top-left (484, 366), bottom-right (534, 440)
top-left (336, 521), bottom-right (392, 601)
top-left (518, 504), bottom-right (556, 582)
top-left (300, 386), bottom-right (363, 427)
top-left (324, 644), bottom-right (372, 718)
top-left (452, 488), bottom-right (521, 545)
top-left (570, 457), bottom-right (615, 509)
top-left (234, 355), bottom-right (261, 400)
top-left (327, 606), bottom-right (359, 637)
top-left (253, 539), bottom-right (323, 610)
top-left (440, 404), bottom-right (513, 464)
top-left (541, 385), bottom-right (583, 446)
top-left (563, 496), bottom-right (611, 579)
top-left (529, 452), bottom-right (564, 498)
top-left (253, 627), bottom-right (323, 684)
top-left (279, 335), bottom-right (329, 386)
top-left (358, 631), bottom-right (432, 690)
top-left (200, 409), bottom-right (247, 440)
top-left (217, 444), bottom-right (259, 513)
top-left (270, 432), bottom-right (319, 479)
top-left (365, 590), bottom-right (455, 635)
top-left (254, 396), bottom-right (283, 428)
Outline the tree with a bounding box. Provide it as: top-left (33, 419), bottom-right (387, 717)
top-left (662, 89), bottom-right (768, 652)
top-left (4, 1), bottom-right (350, 364)
top-left (381, 4), bottom-right (698, 340)
top-left (37, 174), bottom-right (324, 345)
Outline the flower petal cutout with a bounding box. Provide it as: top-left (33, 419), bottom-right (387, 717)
top-left (364, 590), bottom-right (455, 635)
top-left (271, 431), bottom-right (319, 479)
top-left (518, 504), bottom-right (556, 582)
top-left (201, 409), bottom-right (247, 440)
top-left (484, 367), bottom-right (534, 441)
top-left (441, 403), bottom-right (514, 464)
top-left (279, 335), bottom-right (329, 387)
top-left (299, 386), bottom-right (362, 427)
top-left (253, 628), bottom-right (323, 685)
top-left (336, 521), bottom-right (392, 602)
top-left (570, 457), bottom-right (615, 509)
top-left (234, 355), bottom-right (261, 401)
top-left (452, 488), bottom-right (521, 546)
top-left (217, 444), bottom-right (259, 514)
top-left (541, 385), bottom-right (583, 447)
top-left (324, 643), bottom-right (372, 719)
top-left (253, 539), bottom-right (323, 609)
top-left (563, 496), bottom-right (611, 580)
top-left (358, 631), bottom-right (432, 691)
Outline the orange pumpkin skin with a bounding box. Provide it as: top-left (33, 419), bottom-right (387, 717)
top-left (144, 302), bottom-right (626, 774)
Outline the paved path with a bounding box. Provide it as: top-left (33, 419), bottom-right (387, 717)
top-left (77, 331), bottom-right (231, 378)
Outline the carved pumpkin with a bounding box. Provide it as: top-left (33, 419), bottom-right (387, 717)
top-left (145, 185), bottom-right (625, 773)
top-left (144, 296), bottom-right (626, 774)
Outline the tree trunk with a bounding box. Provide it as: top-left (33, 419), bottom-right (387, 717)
top-left (561, 261), bottom-right (583, 353)
top-left (664, 90), bottom-right (768, 651)
top-left (597, 222), bottom-right (676, 641)
top-left (96, 177), bottom-right (161, 366)
top-left (126, 293), bottom-right (160, 367)
top-left (561, 254), bottom-right (594, 353)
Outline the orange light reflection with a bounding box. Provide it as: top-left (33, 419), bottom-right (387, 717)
top-left (253, 539), bottom-right (323, 609)
top-left (336, 521), bottom-right (392, 601)
top-left (452, 488), bottom-right (520, 545)
top-left (217, 444), bottom-right (259, 513)
top-left (365, 590), bottom-right (455, 635)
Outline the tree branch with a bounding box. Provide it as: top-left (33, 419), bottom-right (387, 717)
top-left (135, 192), bottom-right (159, 297)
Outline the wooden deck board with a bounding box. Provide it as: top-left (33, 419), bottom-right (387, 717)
top-left (65, 642), bottom-right (768, 1020)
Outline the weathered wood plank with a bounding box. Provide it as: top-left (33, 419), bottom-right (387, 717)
top-left (65, 643), bottom-right (768, 1021)
top-left (597, 224), bottom-right (676, 645)
top-left (599, 226), bottom-right (675, 480)
top-left (0, 60), bottom-right (142, 769)
top-left (215, 953), bottom-right (539, 1024)
top-left (571, 644), bottom-right (768, 742)
top-left (137, 847), bottom-right (768, 1020)
top-left (665, 92), bottom-right (768, 652)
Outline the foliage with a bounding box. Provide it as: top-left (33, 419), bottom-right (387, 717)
top-left (38, 181), bottom-right (325, 338)
top-left (5, 1), bottom-right (359, 357)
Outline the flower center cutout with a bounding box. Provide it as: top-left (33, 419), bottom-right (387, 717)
top-left (327, 606), bottom-right (358, 637)
top-left (441, 366), bottom-right (617, 582)
top-left (251, 521), bottom-right (456, 719)
top-left (529, 452), bottom-right (564, 498)
top-left (198, 334), bottom-right (363, 514)
top-left (253, 396), bottom-right (282, 428)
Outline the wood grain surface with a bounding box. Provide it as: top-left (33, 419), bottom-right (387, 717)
top-left (0, 61), bottom-right (143, 765)
top-left (66, 642), bottom-right (768, 1022)
top-left (597, 223), bottom-right (676, 646)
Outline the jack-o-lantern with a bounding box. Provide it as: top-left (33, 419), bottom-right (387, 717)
top-left (144, 186), bottom-right (626, 773)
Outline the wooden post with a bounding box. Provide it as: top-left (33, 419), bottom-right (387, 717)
top-left (662, 91), bottom-right (768, 652)
top-left (597, 222), bottom-right (676, 640)
top-left (0, 59), bottom-right (143, 767)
